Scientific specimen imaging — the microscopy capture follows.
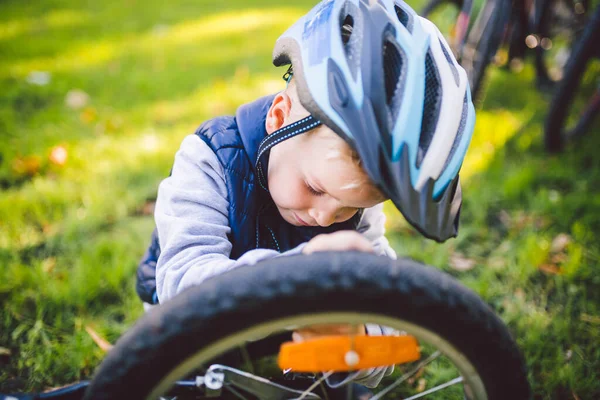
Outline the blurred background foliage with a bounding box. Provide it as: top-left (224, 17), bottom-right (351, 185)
top-left (0, 0), bottom-right (599, 398)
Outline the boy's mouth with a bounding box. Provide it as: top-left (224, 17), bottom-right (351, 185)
top-left (293, 212), bottom-right (311, 227)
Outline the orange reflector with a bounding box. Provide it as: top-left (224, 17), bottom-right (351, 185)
top-left (278, 335), bottom-right (420, 372)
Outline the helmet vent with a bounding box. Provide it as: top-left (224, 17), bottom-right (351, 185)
top-left (341, 14), bottom-right (354, 45)
top-left (339, 3), bottom-right (361, 80)
top-left (417, 51), bottom-right (442, 168)
top-left (383, 35), bottom-right (405, 122)
top-left (439, 38), bottom-right (459, 86)
top-left (394, 4), bottom-right (412, 32)
top-left (441, 92), bottom-right (468, 172)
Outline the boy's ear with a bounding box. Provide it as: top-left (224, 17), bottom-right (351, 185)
top-left (266, 92), bottom-right (292, 134)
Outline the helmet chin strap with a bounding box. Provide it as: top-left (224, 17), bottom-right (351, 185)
top-left (255, 114), bottom-right (321, 192)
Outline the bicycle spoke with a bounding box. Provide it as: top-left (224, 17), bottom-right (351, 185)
top-left (403, 376), bottom-right (464, 400)
top-left (370, 351), bottom-right (442, 400)
top-left (318, 379), bottom-right (331, 400)
top-left (345, 382), bottom-right (354, 400)
top-left (239, 343), bottom-right (255, 374)
top-left (224, 382), bottom-right (251, 400)
top-left (297, 371), bottom-right (333, 400)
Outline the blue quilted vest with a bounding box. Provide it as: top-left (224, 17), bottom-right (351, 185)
top-left (136, 95), bottom-right (362, 303)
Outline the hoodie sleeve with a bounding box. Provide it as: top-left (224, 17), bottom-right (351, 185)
top-left (154, 135), bottom-right (304, 303)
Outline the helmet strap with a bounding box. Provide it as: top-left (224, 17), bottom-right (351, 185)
top-left (282, 65), bottom-right (294, 88)
top-left (255, 114), bottom-right (321, 192)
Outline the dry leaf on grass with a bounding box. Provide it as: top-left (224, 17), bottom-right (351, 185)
top-left (85, 326), bottom-right (113, 352)
top-left (12, 155), bottom-right (41, 177)
top-left (407, 367), bottom-right (424, 384)
top-left (538, 264), bottom-right (562, 275)
top-left (65, 89), bottom-right (89, 110)
top-left (498, 210), bottom-right (512, 228)
top-left (42, 257), bottom-right (56, 274)
top-left (551, 233), bottom-right (572, 253)
top-left (80, 107), bottom-right (98, 124)
top-left (449, 253), bottom-right (476, 272)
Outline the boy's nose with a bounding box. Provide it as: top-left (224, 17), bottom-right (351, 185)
top-left (309, 207), bottom-right (337, 227)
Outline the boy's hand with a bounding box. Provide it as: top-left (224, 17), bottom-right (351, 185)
top-left (292, 324), bottom-right (366, 342)
top-left (303, 231), bottom-right (374, 254)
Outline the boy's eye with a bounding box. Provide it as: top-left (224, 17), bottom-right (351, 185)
top-left (306, 182), bottom-right (324, 197)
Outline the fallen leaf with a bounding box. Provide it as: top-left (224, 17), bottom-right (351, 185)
top-left (449, 253), bottom-right (476, 271)
top-left (538, 264), bottom-right (562, 275)
top-left (12, 155), bottom-right (41, 177)
top-left (550, 253), bottom-right (568, 264)
top-left (42, 257), bottom-right (56, 274)
top-left (65, 89), bottom-right (89, 109)
top-left (80, 107), bottom-right (98, 124)
top-left (498, 210), bottom-right (512, 228)
top-left (514, 212), bottom-right (534, 230)
top-left (407, 367), bottom-right (424, 384)
top-left (514, 288), bottom-right (525, 301)
top-left (85, 326), bottom-right (113, 352)
top-left (551, 233), bottom-right (572, 253)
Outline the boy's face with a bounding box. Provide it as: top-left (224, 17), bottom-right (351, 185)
top-left (267, 127), bottom-right (382, 227)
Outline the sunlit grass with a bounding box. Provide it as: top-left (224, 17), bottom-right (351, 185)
top-left (0, 9), bottom-right (91, 41)
top-left (1, 9), bottom-right (300, 77)
top-left (1, 0), bottom-right (599, 397)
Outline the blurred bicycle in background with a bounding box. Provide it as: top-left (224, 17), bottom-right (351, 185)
top-left (409, 0), bottom-right (512, 99)
top-left (418, 0), bottom-right (599, 151)
top-left (544, 3), bottom-right (600, 151)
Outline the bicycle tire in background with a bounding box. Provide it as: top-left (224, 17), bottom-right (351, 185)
top-left (460, 0), bottom-right (512, 99)
top-left (419, 0), bottom-right (512, 100)
top-left (544, 4), bottom-right (600, 152)
top-left (532, 0), bottom-right (595, 90)
top-left (83, 252), bottom-right (530, 399)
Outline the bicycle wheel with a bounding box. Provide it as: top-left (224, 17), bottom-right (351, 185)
top-left (461, 0), bottom-right (512, 99)
top-left (417, 0), bottom-right (513, 100)
top-left (531, 0), bottom-right (595, 90)
top-left (84, 252), bottom-right (530, 400)
top-left (544, 4), bottom-right (600, 152)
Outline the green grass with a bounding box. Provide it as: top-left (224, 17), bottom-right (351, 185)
top-left (0, 0), bottom-right (599, 398)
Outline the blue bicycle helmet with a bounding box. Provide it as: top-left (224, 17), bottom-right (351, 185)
top-left (272, 0), bottom-right (476, 242)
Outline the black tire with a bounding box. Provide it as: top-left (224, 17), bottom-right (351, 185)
top-left (544, 5), bottom-right (600, 152)
top-left (461, 0), bottom-right (512, 99)
top-left (506, 0), bottom-right (529, 63)
top-left (84, 252), bottom-right (530, 400)
top-left (532, 0), bottom-right (594, 91)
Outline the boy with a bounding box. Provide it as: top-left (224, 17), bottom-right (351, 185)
top-left (137, 0), bottom-right (475, 391)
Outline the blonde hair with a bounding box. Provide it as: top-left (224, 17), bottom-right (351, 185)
top-left (284, 79), bottom-right (386, 202)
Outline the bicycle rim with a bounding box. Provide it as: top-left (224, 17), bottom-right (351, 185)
top-left (149, 313), bottom-right (488, 400)
top-left (85, 253), bottom-right (529, 400)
